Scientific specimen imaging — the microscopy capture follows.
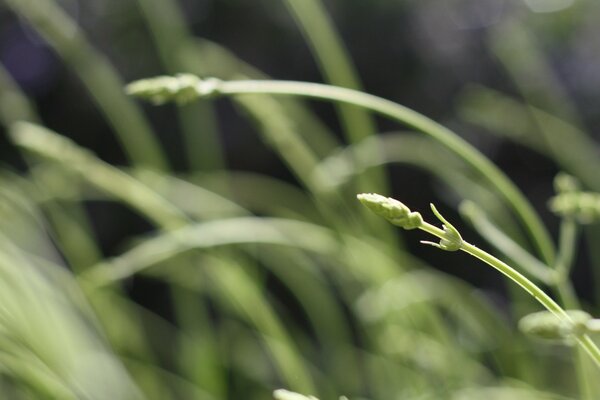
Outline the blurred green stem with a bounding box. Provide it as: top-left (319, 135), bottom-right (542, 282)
top-left (135, 0), bottom-right (223, 171)
top-left (283, 0), bottom-right (388, 195)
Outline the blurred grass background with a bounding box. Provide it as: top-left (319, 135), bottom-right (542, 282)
top-left (0, 0), bottom-right (600, 399)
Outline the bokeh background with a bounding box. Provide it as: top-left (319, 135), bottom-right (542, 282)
top-left (1, 0), bottom-right (600, 399)
top-left (3, 0), bottom-right (599, 297)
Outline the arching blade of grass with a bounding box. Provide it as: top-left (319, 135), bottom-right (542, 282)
top-left (80, 216), bottom-right (397, 287)
top-left (4, 0), bottom-right (167, 170)
top-left (10, 122), bottom-right (186, 230)
top-left (127, 76), bottom-right (556, 265)
top-left (129, 169), bottom-right (249, 219)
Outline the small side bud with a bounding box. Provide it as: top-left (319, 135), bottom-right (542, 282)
top-left (549, 191), bottom-right (600, 224)
top-left (423, 203), bottom-right (462, 251)
top-left (519, 310), bottom-right (593, 342)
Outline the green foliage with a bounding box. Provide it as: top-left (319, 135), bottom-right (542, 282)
top-left (1, 1), bottom-right (600, 399)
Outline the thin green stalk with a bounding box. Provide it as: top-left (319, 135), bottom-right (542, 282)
top-left (552, 218), bottom-right (597, 400)
top-left (127, 76), bottom-right (555, 264)
top-left (464, 180), bottom-right (596, 398)
top-left (282, 0), bottom-right (389, 194)
top-left (357, 193), bottom-right (600, 368)
top-left (282, 0), bottom-right (378, 145)
top-left (555, 219), bottom-right (579, 292)
top-left (460, 200), bottom-right (554, 285)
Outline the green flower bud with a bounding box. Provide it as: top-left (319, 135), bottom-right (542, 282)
top-left (357, 193), bottom-right (423, 230)
top-left (519, 310), bottom-right (593, 341)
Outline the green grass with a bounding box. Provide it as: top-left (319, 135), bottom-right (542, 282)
top-left (1, 1), bottom-right (600, 399)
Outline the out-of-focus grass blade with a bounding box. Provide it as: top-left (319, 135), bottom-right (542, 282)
top-left (188, 171), bottom-right (323, 222)
top-left (90, 288), bottom-right (223, 400)
top-left (4, 0), bottom-right (168, 170)
top-left (134, 0), bottom-right (222, 171)
top-left (451, 385), bottom-right (576, 400)
top-left (199, 255), bottom-right (317, 393)
top-left (489, 18), bottom-right (583, 126)
top-left (0, 65), bottom-right (103, 271)
top-left (457, 86), bottom-right (600, 191)
top-left (130, 169), bottom-right (249, 219)
top-left (81, 217), bottom-right (394, 286)
top-left (232, 94), bottom-right (323, 193)
top-left (314, 132), bottom-right (526, 243)
top-left (179, 38), bottom-right (340, 159)
top-left (10, 122), bottom-right (186, 230)
top-left (0, 234), bottom-right (144, 399)
top-left (282, 0), bottom-right (379, 152)
top-left (0, 64), bottom-right (40, 125)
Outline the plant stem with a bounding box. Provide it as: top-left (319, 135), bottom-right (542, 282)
top-left (417, 220), bottom-right (600, 368)
top-left (208, 79), bottom-right (555, 265)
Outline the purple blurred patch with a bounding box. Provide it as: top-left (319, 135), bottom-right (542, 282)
top-left (0, 23), bottom-right (59, 96)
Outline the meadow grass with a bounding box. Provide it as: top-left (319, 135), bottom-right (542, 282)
top-left (1, 1), bottom-right (600, 399)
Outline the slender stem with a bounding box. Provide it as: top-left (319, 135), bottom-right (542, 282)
top-left (283, 0), bottom-right (377, 144)
top-left (554, 218), bottom-right (580, 310)
top-left (461, 241), bottom-right (564, 315)
top-left (417, 221), bottom-right (600, 368)
top-left (460, 201), bottom-right (554, 284)
top-left (552, 218), bottom-right (592, 399)
top-left (213, 79), bottom-right (555, 264)
top-left (555, 218), bottom-right (579, 282)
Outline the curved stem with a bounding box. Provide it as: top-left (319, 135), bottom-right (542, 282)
top-left (417, 220), bottom-right (600, 368)
top-left (214, 80), bottom-right (555, 264)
